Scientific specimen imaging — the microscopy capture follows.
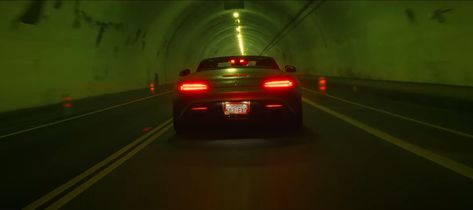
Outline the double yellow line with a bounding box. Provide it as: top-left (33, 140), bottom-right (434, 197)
top-left (23, 119), bottom-right (174, 210)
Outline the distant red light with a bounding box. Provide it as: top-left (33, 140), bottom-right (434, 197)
top-left (230, 59), bottom-right (236, 64)
top-left (318, 77), bottom-right (327, 91)
top-left (143, 127), bottom-right (153, 132)
top-left (63, 103), bottom-right (72, 108)
top-left (149, 83), bottom-right (155, 87)
top-left (239, 59), bottom-right (245, 63)
top-left (191, 107), bottom-right (208, 111)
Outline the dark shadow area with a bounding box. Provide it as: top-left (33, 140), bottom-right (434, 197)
top-left (127, 126), bottom-right (323, 210)
top-left (168, 125), bottom-right (316, 149)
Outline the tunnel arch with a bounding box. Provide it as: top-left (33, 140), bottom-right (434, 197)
top-left (1, 0), bottom-right (472, 112)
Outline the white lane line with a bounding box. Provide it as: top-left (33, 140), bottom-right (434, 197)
top-left (302, 87), bottom-right (473, 139)
top-left (45, 122), bottom-right (174, 210)
top-left (302, 97), bottom-right (473, 180)
top-left (22, 118), bottom-right (173, 210)
top-left (0, 91), bottom-right (173, 140)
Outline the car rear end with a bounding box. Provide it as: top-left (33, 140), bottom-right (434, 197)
top-left (173, 66), bottom-right (302, 132)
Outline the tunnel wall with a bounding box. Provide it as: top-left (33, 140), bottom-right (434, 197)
top-left (1, 1), bottom-right (472, 114)
top-left (0, 1), bottom-right (191, 113)
top-left (280, 0), bottom-right (473, 87)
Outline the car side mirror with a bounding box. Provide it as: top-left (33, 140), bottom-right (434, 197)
top-left (285, 65), bottom-right (296, 73)
top-left (179, 69), bottom-right (191, 77)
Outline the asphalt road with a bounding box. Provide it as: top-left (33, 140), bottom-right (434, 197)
top-left (1, 87), bottom-right (472, 210)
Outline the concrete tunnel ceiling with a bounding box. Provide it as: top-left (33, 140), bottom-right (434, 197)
top-left (162, 1), bottom-right (301, 67)
top-left (1, 0), bottom-right (473, 113)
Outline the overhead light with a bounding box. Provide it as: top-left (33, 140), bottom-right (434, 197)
top-left (231, 11), bottom-right (245, 55)
top-left (233, 12), bottom-right (240, 18)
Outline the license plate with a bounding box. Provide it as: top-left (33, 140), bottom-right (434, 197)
top-left (223, 101), bottom-right (250, 115)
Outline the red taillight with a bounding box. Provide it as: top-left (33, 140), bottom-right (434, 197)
top-left (179, 83), bottom-right (208, 92)
top-left (263, 79), bottom-right (294, 89)
top-left (191, 106), bottom-right (208, 111)
top-left (265, 104), bottom-right (283, 108)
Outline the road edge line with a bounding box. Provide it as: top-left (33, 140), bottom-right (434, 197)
top-left (1, 91), bottom-right (173, 140)
top-left (301, 87), bottom-right (473, 139)
top-left (45, 123), bottom-right (174, 210)
top-left (302, 97), bottom-right (473, 181)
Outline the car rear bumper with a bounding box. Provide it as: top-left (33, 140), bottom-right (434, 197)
top-left (173, 91), bottom-right (301, 126)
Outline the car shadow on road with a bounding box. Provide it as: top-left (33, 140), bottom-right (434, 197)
top-left (149, 125), bottom-right (322, 210)
top-left (165, 125), bottom-right (318, 150)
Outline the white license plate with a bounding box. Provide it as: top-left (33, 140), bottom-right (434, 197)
top-left (223, 101), bottom-right (250, 115)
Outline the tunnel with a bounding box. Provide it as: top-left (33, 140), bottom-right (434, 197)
top-left (1, 1), bottom-right (473, 210)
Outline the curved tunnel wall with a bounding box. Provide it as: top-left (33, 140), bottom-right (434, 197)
top-left (284, 0), bottom-right (473, 87)
top-left (0, 0), bottom-right (472, 113)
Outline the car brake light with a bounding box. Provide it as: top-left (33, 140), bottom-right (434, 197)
top-left (263, 79), bottom-right (294, 89)
top-left (265, 104), bottom-right (283, 108)
top-left (179, 83), bottom-right (208, 92)
top-left (191, 106), bottom-right (208, 111)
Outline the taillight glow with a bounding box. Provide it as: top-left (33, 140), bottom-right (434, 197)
top-left (191, 107), bottom-right (208, 111)
top-left (230, 59), bottom-right (236, 64)
top-left (263, 79), bottom-right (294, 89)
top-left (318, 77), bottom-right (327, 91)
top-left (265, 104), bottom-right (283, 108)
top-left (179, 83), bottom-right (208, 92)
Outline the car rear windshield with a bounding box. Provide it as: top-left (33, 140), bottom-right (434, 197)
top-left (196, 56), bottom-right (280, 72)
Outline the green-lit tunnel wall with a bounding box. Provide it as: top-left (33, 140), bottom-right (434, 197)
top-left (1, 0), bottom-right (472, 113)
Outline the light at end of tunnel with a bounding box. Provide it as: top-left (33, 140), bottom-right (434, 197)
top-left (233, 12), bottom-right (239, 18)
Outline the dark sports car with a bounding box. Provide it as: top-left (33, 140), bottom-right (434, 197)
top-left (172, 56), bottom-right (302, 133)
